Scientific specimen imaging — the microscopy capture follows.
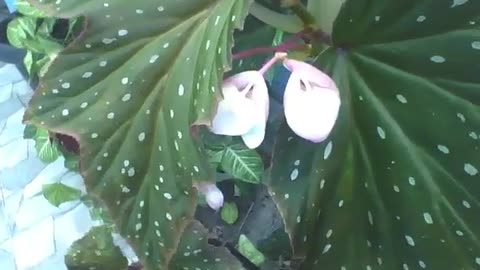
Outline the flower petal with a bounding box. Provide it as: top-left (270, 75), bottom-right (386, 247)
top-left (210, 96), bottom-right (257, 136)
top-left (224, 71), bottom-right (270, 118)
top-left (283, 71), bottom-right (341, 143)
top-left (194, 182), bottom-right (224, 210)
top-left (241, 118), bottom-right (267, 149)
top-left (283, 59), bottom-right (337, 90)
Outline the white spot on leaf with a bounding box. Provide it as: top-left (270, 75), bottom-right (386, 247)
top-left (118, 29), bottom-right (128, 36)
top-left (178, 84), bottom-right (185, 96)
top-left (396, 94), bottom-right (407, 103)
top-left (408, 177), bottom-right (416, 186)
top-left (423, 212), bottom-right (433, 224)
top-left (464, 163), bottom-right (478, 176)
top-left (149, 55), bottom-right (159, 63)
top-left (472, 41), bottom-right (480, 50)
top-left (416, 15), bottom-right (426, 22)
top-left (451, 0), bottom-right (469, 8)
top-left (290, 168), bottom-right (299, 181)
top-left (405, 235), bottom-right (415, 246)
top-left (430, 55), bottom-right (446, 63)
top-left (437, 145), bottom-right (450, 154)
top-left (377, 126), bottom-right (386, 139)
top-left (324, 141), bottom-right (333, 159)
top-left (122, 93), bottom-right (131, 102)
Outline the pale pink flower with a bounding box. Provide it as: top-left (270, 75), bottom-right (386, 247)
top-left (194, 182), bottom-right (224, 210)
top-left (210, 71), bottom-right (269, 149)
top-left (282, 59), bottom-right (341, 143)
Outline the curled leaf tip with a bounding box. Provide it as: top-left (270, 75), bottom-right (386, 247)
top-left (282, 59), bottom-right (341, 143)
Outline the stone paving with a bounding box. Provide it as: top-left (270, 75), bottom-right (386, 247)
top-left (0, 62), bottom-right (114, 269)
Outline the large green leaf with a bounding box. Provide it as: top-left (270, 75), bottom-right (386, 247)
top-left (24, 0), bottom-right (252, 268)
top-left (65, 225), bottom-right (128, 270)
top-left (268, 0), bottom-right (480, 269)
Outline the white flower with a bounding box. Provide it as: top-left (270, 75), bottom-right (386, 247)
top-left (210, 71), bottom-right (269, 149)
top-left (282, 59), bottom-right (341, 143)
top-left (194, 182), bottom-right (224, 210)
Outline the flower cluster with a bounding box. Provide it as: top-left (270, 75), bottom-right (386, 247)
top-left (196, 53), bottom-right (341, 211)
top-left (210, 53), bottom-right (341, 148)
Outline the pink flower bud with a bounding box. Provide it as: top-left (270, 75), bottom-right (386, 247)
top-left (282, 59), bottom-right (341, 143)
top-left (194, 182), bottom-right (224, 210)
top-left (210, 71), bottom-right (269, 149)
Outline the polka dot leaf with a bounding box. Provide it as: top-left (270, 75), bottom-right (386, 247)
top-left (64, 225), bottom-right (128, 270)
top-left (23, 0), bottom-right (252, 268)
top-left (169, 221), bottom-right (246, 270)
top-left (267, 1), bottom-right (480, 269)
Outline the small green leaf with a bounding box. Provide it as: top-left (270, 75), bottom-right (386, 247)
top-left (23, 124), bottom-right (38, 139)
top-left (206, 149), bottom-right (224, 168)
top-left (65, 225), bottom-right (128, 270)
top-left (6, 17), bottom-right (34, 48)
top-left (60, 147), bottom-right (80, 172)
top-left (42, 182), bottom-right (82, 207)
top-left (23, 51), bottom-right (34, 75)
top-left (221, 202), bottom-right (239, 224)
top-left (221, 143), bottom-right (264, 184)
top-left (16, 0), bottom-right (48, 17)
top-left (237, 234), bottom-right (265, 267)
top-left (34, 128), bottom-right (61, 163)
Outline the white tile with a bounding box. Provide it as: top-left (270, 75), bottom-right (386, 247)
top-left (60, 172), bottom-right (86, 194)
top-left (0, 191), bottom-right (22, 243)
top-left (12, 80), bottom-right (32, 97)
top-left (33, 252), bottom-right (68, 270)
top-left (23, 158), bottom-right (69, 199)
top-left (0, 138), bottom-right (28, 171)
top-left (13, 217), bottom-right (55, 270)
top-left (0, 64), bottom-right (24, 86)
top-left (0, 97), bottom-right (23, 126)
top-left (0, 249), bottom-right (16, 270)
top-left (54, 204), bottom-right (93, 251)
top-left (15, 194), bottom-right (79, 231)
top-left (0, 108), bottom-right (26, 147)
top-left (0, 83), bottom-right (13, 104)
top-left (0, 153), bottom-right (47, 191)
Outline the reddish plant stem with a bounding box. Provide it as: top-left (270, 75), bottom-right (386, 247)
top-left (232, 31), bottom-right (307, 60)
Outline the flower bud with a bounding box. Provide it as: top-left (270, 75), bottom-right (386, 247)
top-left (194, 182), bottom-right (224, 210)
top-left (282, 59), bottom-right (341, 143)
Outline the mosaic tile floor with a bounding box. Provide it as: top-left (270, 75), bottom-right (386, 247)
top-left (0, 62), bottom-right (126, 270)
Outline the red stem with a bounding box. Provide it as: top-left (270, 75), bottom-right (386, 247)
top-left (232, 31), bottom-right (307, 60)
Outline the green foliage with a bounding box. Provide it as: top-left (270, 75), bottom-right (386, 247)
top-left (33, 128), bottom-right (62, 163)
top-left (170, 221), bottom-right (246, 269)
top-left (23, 123), bottom-right (38, 139)
top-left (221, 143), bottom-right (264, 184)
top-left (203, 133), bottom-right (264, 183)
top-left (16, 0), bottom-right (48, 17)
top-left (267, 0), bottom-right (480, 269)
top-left (24, 0), bottom-right (253, 268)
top-left (237, 234), bottom-right (265, 267)
top-left (64, 225), bottom-right (128, 270)
top-left (7, 15), bottom-right (63, 76)
top-left (221, 202), bottom-right (239, 224)
top-left (42, 182), bottom-right (82, 207)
